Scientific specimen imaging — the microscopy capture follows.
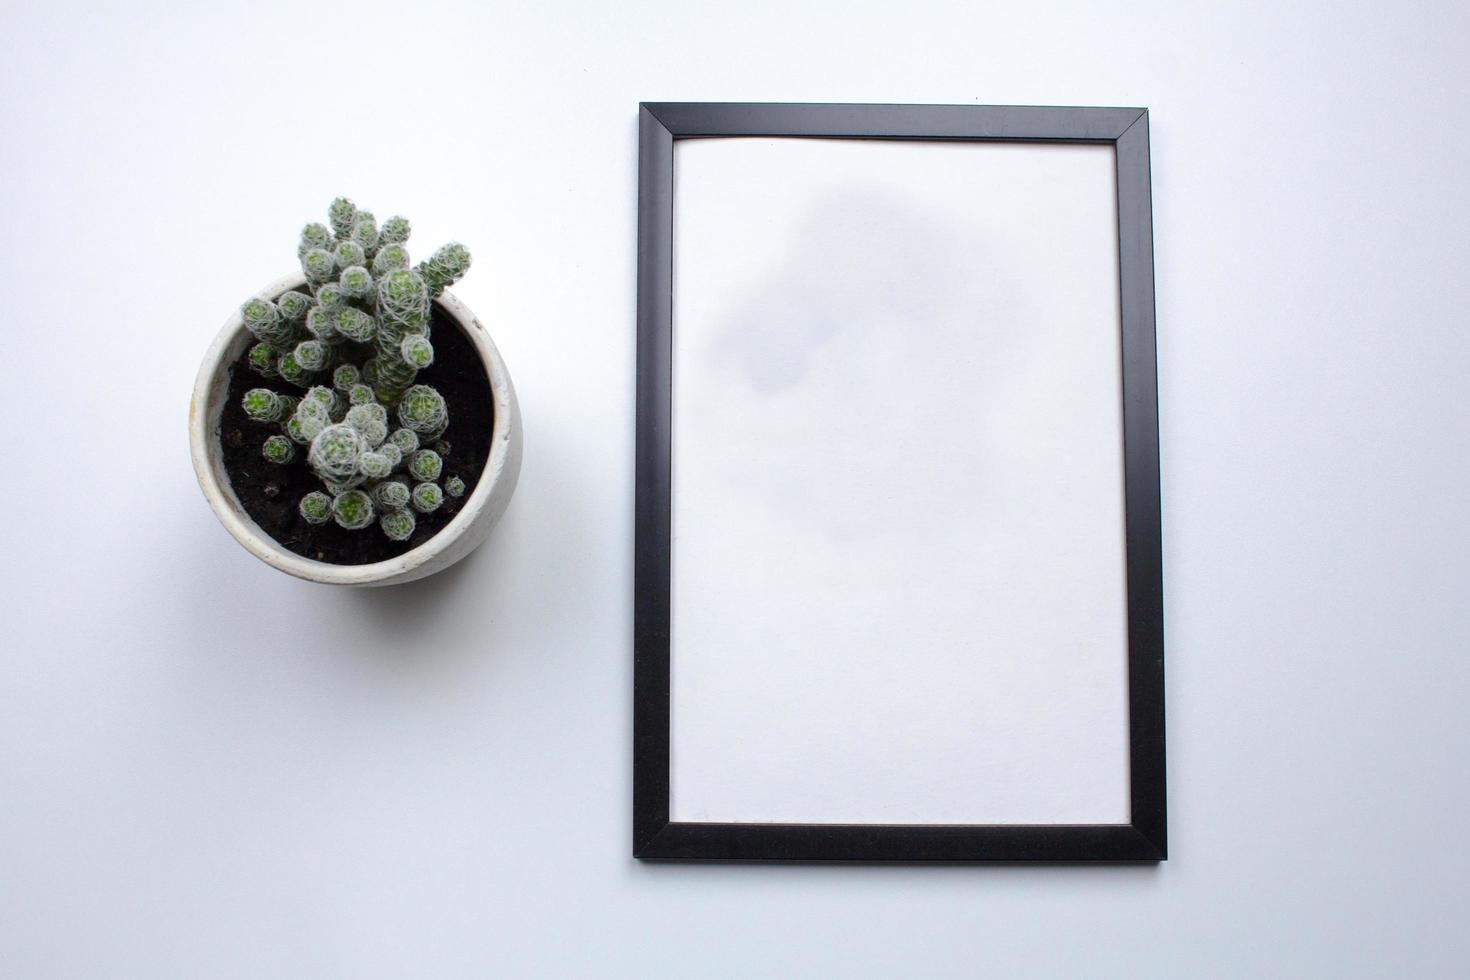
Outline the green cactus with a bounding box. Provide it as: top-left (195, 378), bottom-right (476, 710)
top-left (301, 248), bottom-right (335, 286)
top-left (241, 297), bottom-right (294, 348)
top-left (380, 507), bottom-right (416, 541)
top-left (299, 223), bottom-right (332, 256)
top-left (411, 481), bottom-right (444, 513)
top-left (358, 450), bottom-right (392, 480)
top-left (417, 242), bottom-right (471, 299)
top-left (408, 449), bottom-right (442, 483)
top-left (247, 342), bottom-right (279, 377)
top-left (400, 334), bottom-right (434, 369)
top-left (233, 197), bottom-right (471, 541)
top-left (371, 243), bottom-right (410, 277)
top-left (242, 388), bottom-right (289, 423)
top-left (338, 265), bottom-right (374, 300)
top-left (345, 402), bottom-right (389, 447)
top-left (332, 363), bottom-right (361, 391)
top-left (334, 240), bottom-right (367, 270)
top-left (298, 491), bottom-right (332, 524)
top-left (352, 214), bottom-right (379, 254)
top-left (379, 215), bottom-right (410, 246)
top-left (397, 385), bottom-right (448, 436)
top-left (334, 307), bottom-right (377, 343)
top-left (262, 434), bottom-right (296, 464)
top-left (332, 489), bottom-right (374, 530)
top-left (284, 416), bottom-right (310, 444)
top-left (388, 428), bottom-right (419, 455)
top-left (293, 340), bottom-right (329, 372)
top-left (315, 283), bottom-right (346, 311)
top-left (304, 305), bottom-right (337, 341)
top-left (276, 351), bottom-right (309, 387)
top-left (277, 290), bottom-right (313, 320)
top-left (307, 423), bottom-right (364, 480)
top-left (371, 479), bottom-right (411, 510)
top-left (328, 197), bottom-right (357, 238)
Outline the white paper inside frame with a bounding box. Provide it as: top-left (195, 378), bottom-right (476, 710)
top-left (669, 137), bottom-right (1132, 826)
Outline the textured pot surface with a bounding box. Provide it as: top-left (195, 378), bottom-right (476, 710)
top-left (189, 272), bottom-right (523, 586)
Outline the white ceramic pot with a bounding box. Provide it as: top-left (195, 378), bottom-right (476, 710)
top-left (189, 272), bottom-right (523, 586)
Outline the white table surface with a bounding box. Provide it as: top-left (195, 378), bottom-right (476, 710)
top-left (2, 1), bottom-right (1467, 976)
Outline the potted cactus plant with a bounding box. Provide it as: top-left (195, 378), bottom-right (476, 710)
top-left (190, 197), bottom-right (522, 586)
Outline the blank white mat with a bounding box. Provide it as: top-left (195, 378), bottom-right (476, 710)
top-left (669, 137), bottom-right (1131, 825)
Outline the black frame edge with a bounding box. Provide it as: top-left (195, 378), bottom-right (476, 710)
top-left (633, 105), bottom-right (675, 855)
top-left (638, 823), bottom-right (1164, 863)
top-left (1114, 109), bottom-right (1167, 860)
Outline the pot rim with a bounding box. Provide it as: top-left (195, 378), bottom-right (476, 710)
top-left (189, 271), bottom-right (518, 586)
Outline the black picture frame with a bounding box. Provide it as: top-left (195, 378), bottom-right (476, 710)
top-left (635, 103), bottom-right (1164, 862)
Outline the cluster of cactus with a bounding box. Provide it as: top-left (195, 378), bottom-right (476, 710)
top-left (238, 197), bottom-right (471, 540)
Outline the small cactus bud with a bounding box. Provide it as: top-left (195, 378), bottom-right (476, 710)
top-left (339, 265), bottom-right (374, 300)
top-left (378, 268), bottom-right (428, 315)
top-left (247, 342), bottom-right (279, 377)
top-left (348, 383), bottom-right (375, 406)
top-left (408, 449), bottom-right (442, 482)
top-left (371, 242), bottom-right (410, 276)
top-left (315, 283), bottom-right (346, 311)
top-left (334, 307), bottom-right (377, 343)
top-left (379, 215), bottom-right (411, 245)
top-left (332, 488), bottom-right (374, 530)
top-left (294, 340), bottom-right (329, 372)
top-left (301, 390), bottom-right (335, 414)
top-left (299, 491), bottom-right (332, 524)
top-left (417, 242), bottom-right (470, 298)
top-left (284, 416), bottom-right (309, 444)
top-left (294, 399), bottom-right (329, 441)
top-left (277, 290), bottom-right (313, 320)
top-left (388, 428), bottom-right (419, 454)
top-left (357, 450), bottom-right (392, 479)
top-left (299, 222), bottom-right (333, 256)
top-left (301, 247), bottom-right (335, 285)
top-left (411, 481), bottom-right (444, 513)
top-left (334, 240), bottom-right (366, 270)
top-left (305, 305), bottom-right (338, 341)
top-left (397, 385), bottom-right (448, 435)
top-left (346, 402), bottom-right (389, 446)
top-left (378, 442), bottom-right (403, 469)
top-left (352, 214), bottom-right (379, 253)
top-left (308, 423), bottom-right (365, 480)
top-left (241, 297), bottom-right (293, 346)
top-left (332, 363), bottom-right (361, 391)
top-left (380, 507), bottom-right (416, 541)
top-left (241, 297), bottom-right (278, 331)
top-left (328, 197), bottom-right (357, 238)
top-left (276, 351), bottom-right (309, 386)
top-left (262, 434), bottom-right (296, 464)
top-left (304, 384), bottom-right (340, 412)
top-left (400, 334), bottom-right (434, 369)
top-left (444, 475), bottom-right (466, 498)
top-left (371, 479), bottom-right (411, 510)
top-left (242, 388), bottom-right (286, 423)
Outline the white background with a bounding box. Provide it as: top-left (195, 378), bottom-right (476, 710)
top-left (1, 0), bottom-right (1467, 976)
top-left (671, 139), bottom-right (1131, 825)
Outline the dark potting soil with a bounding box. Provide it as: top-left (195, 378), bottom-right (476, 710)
top-left (218, 303), bottom-right (494, 565)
